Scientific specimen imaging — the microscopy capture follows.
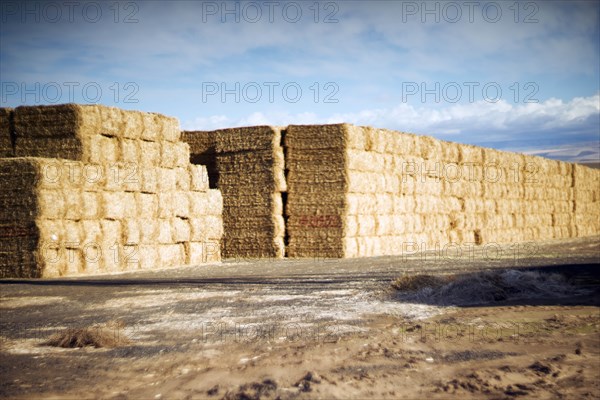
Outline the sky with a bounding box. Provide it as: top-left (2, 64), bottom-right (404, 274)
top-left (1, 0), bottom-right (599, 163)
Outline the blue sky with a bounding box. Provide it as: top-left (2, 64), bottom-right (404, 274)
top-left (1, 0), bottom-right (599, 162)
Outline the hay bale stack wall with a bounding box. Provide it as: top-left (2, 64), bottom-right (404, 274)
top-left (284, 125), bottom-right (348, 258)
top-left (184, 127), bottom-right (286, 259)
top-left (0, 104), bottom-right (222, 278)
top-left (284, 124), bottom-right (600, 257)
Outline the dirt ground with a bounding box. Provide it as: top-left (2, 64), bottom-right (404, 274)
top-left (1, 237), bottom-right (599, 399)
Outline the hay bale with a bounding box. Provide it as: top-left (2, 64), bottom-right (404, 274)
top-left (160, 141), bottom-right (178, 168)
top-left (158, 114), bottom-right (181, 143)
top-left (13, 104), bottom-right (84, 160)
top-left (0, 107), bottom-right (13, 157)
top-left (189, 164), bottom-right (209, 192)
top-left (99, 219), bottom-right (121, 272)
top-left (345, 124), bottom-right (367, 150)
top-left (136, 193), bottom-right (158, 219)
top-left (119, 138), bottom-right (140, 163)
top-left (122, 219), bottom-right (140, 245)
top-left (101, 192), bottom-right (126, 220)
top-left (157, 219), bottom-right (173, 244)
top-left (173, 191), bottom-right (190, 218)
top-left (38, 189), bottom-right (67, 219)
top-left (158, 168), bottom-right (177, 192)
top-left (63, 220), bottom-right (82, 245)
top-left (175, 167), bottom-right (191, 191)
top-left (140, 167), bottom-right (159, 194)
top-left (137, 245), bottom-right (158, 269)
top-left (158, 243), bottom-right (185, 267)
top-left (140, 113), bottom-right (162, 142)
top-left (189, 216), bottom-right (224, 241)
top-left (63, 189), bottom-right (83, 220)
top-left (157, 192), bottom-right (175, 218)
top-left (138, 219), bottom-right (159, 244)
top-left (139, 140), bottom-right (160, 168)
top-left (82, 220), bottom-right (102, 245)
top-left (206, 189), bottom-right (223, 215)
top-left (172, 217), bottom-right (191, 243)
top-left (213, 126), bottom-right (283, 153)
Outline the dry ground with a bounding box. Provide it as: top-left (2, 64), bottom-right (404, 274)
top-left (1, 237), bottom-right (599, 399)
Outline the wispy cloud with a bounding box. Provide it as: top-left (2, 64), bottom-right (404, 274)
top-left (183, 93), bottom-right (600, 161)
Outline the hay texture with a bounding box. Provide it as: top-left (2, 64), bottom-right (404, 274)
top-left (0, 108), bottom-right (14, 157)
top-left (183, 126), bottom-right (286, 259)
top-left (285, 124), bottom-right (349, 258)
top-left (284, 123), bottom-right (600, 258)
top-left (1, 104), bottom-right (223, 278)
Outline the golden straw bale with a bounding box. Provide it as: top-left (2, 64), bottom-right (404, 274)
top-left (101, 192), bottom-right (126, 220)
top-left (140, 167), bottom-right (158, 194)
top-left (38, 189), bottom-right (66, 219)
top-left (137, 245), bottom-right (159, 270)
top-left (174, 142), bottom-right (190, 168)
top-left (63, 189), bottom-right (83, 220)
top-left (140, 113), bottom-right (162, 142)
top-left (185, 242), bottom-right (201, 265)
top-left (63, 220), bottom-right (82, 245)
top-left (136, 193), bottom-right (158, 219)
top-left (160, 142), bottom-right (177, 168)
top-left (190, 217), bottom-right (224, 243)
top-left (120, 109), bottom-right (143, 140)
top-left (138, 219), bottom-right (159, 244)
top-left (459, 144), bottom-right (484, 164)
top-left (346, 124), bottom-right (367, 150)
top-left (122, 219), bottom-right (140, 245)
top-left (159, 244), bottom-right (185, 267)
top-left (119, 138), bottom-right (139, 163)
top-left (172, 217), bottom-right (191, 243)
top-left (157, 192), bottom-right (174, 219)
top-left (158, 168), bottom-right (177, 192)
top-left (159, 115), bottom-right (181, 143)
top-left (175, 167), bottom-right (191, 191)
top-left (82, 220), bottom-right (102, 245)
top-left (173, 191), bottom-right (190, 218)
top-left (139, 140), bottom-right (160, 168)
top-left (157, 219), bottom-right (172, 244)
top-left (189, 164), bottom-right (209, 192)
top-left (206, 189), bottom-right (223, 215)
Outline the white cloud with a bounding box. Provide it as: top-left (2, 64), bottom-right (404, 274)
top-left (184, 93), bottom-right (600, 161)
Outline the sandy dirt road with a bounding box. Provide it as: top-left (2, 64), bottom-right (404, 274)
top-left (1, 237), bottom-right (599, 399)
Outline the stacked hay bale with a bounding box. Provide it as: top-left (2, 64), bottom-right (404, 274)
top-left (285, 124), bottom-right (348, 258)
top-left (285, 123), bottom-right (600, 258)
top-left (0, 104), bottom-right (222, 278)
top-left (184, 126), bottom-right (286, 259)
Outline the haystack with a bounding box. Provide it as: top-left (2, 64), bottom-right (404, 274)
top-left (0, 104), bottom-right (223, 278)
top-left (183, 126), bottom-right (286, 259)
top-left (284, 123), bottom-right (600, 258)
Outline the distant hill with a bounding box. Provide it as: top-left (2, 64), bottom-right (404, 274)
top-left (580, 162), bottom-right (600, 169)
